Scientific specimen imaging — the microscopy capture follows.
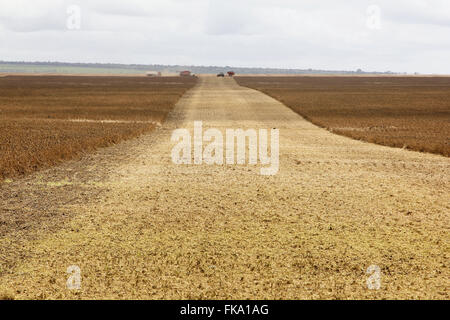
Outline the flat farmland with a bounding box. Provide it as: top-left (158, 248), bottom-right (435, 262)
top-left (0, 77), bottom-right (448, 300)
top-left (0, 76), bottom-right (197, 179)
top-left (235, 76), bottom-right (450, 157)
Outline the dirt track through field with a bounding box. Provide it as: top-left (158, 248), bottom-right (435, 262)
top-left (0, 76), bottom-right (449, 299)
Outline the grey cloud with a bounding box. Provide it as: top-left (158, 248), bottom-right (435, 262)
top-left (0, 0), bottom-right (449, 73)
top-left (0, 1), bottom-right (69, 32)
top-left (382, 0), bottom-right (450, 28)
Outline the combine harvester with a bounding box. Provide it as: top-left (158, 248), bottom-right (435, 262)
top-left (179, 70), bottom-right (192, 77)
top-left (146, 71), bottom-right (162, 77)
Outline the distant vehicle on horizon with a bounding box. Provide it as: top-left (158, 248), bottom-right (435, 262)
top-left (146, 71), bottom-right (161, 77)
top-left (179, 70), bottom-right (192, 77)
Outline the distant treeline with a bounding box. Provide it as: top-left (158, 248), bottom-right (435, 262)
top-left (0, 61), bottom-right (400, 75)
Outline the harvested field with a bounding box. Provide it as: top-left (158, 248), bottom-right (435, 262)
top-left (0, 76), bottom-right (197, 179)
top-left (0, 77), bottom-right (448, 299)
top-left (235, 76), bottom-right (450, 157)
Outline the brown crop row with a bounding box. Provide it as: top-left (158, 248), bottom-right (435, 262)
top-left (235, 76), bottom-right (450, 157)
top-left (0, 76), bottom-right (197, 179)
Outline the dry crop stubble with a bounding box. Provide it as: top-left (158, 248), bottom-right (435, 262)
top-left (0, 75), bottom-right (197, 179)
top-left (0, 76), bottom-right (448, 300)
top-left (235, 76), bottom-right (450, 157)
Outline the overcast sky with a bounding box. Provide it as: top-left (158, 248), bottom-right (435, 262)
top-left (0, 0), bottom-right (449, 73)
